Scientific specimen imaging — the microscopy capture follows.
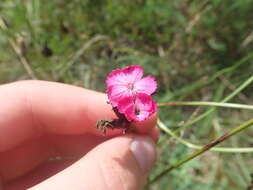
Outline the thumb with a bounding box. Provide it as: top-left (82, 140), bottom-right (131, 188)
top-left (30, 135), bottom-right (156, 190)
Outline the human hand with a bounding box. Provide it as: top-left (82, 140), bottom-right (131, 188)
top-left (0, 81), bottom-right (158, 190)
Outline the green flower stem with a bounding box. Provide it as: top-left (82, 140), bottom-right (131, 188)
top-left (161, 53), bottom-right (253, 102)
top-left (149, 117), bottom-right (253, 185)
top-left (174, 74), bottom-right (253, 134)
top-left (158, 119), bottom-right (253, 153)
top-left (158, 101), bottom-right (253, 110)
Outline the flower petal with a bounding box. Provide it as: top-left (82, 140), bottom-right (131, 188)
top-left (135, 93), bottom-right (157, 114)
top-left (106, 65), bottom-right (143, 88)
top-left (124, 105), bottom-right (150, 122)
top-left (134, 76), bottom-right (157, 95)
top-left (120, 93), bottom-right (157, 122)
top-left (107, 85), bottom-right (130, 107)
top-left (117, 96), bottom-right (134, 114)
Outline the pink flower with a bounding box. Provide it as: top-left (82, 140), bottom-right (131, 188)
top-left (106, 65), bottom-right (157, 107)
top-left (117, 93), bottom-right (157, 122)
top-left (106, 65), bottom-right (157, 122)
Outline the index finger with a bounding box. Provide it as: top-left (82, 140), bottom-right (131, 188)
top-left (0, 80), bottom-right (157, 152)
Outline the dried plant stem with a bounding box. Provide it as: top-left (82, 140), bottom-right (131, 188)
top-left (149, 117), bottom-right (253, 185)
top-left (0, 16), bottom-right (37, 79)
top-left (58, 35), bottom-right (108, 77)
top-left (9, 39), bottom-right (37, 79)
top-left (163, 53), bottom-right (253, 102)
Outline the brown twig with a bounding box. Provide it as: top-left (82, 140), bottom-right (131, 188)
top-left (148, 118), bottom-right (253, 185)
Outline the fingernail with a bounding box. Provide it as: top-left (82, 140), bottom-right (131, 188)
top-left (130, 136), bottom-right (156, 173)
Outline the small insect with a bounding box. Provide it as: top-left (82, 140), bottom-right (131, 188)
top-left (96, 118), bottom-right (131, 135)
top-left (96, 118), bottom-right (114, 135)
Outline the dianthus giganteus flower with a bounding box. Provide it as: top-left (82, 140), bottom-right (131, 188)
top-left (96, 65), bottom-right (157, 134)
top-left (106, 65), bottom-right (157, 122)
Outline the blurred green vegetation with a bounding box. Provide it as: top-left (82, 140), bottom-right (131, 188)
top-left (0, 0), bottom-right (253, 189)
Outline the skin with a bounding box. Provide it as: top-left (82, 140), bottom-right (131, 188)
top-left (0, 80), bottom-right (158, 190)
